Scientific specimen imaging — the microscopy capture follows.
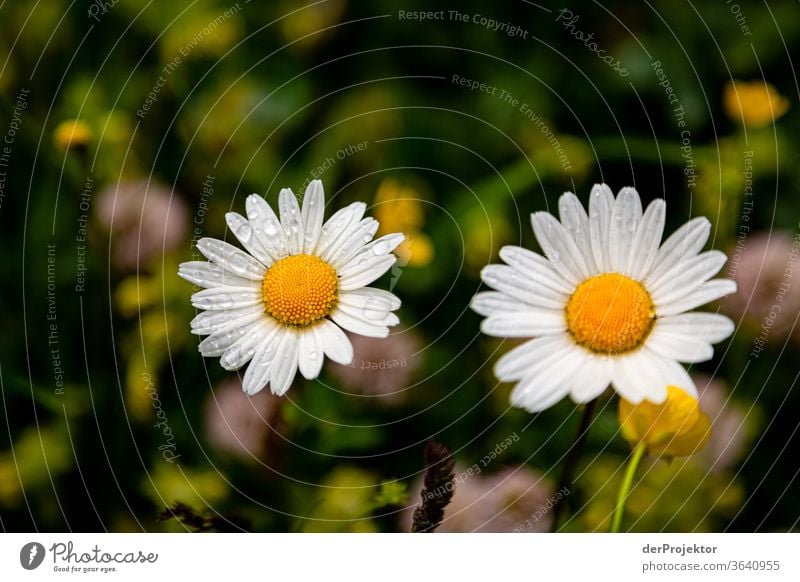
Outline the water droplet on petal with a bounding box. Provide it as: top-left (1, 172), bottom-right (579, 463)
top-left (363, 298), bottom-right (388, 321)
top-left (235, 222), bottom-right (253, 243)
top-left (264, 221), bottom-right (279, 236)
top-left (372, 239), bottom-right (392, 255)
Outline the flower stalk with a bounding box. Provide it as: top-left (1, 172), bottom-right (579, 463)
top-left (610, 442), bottom-right (646, 533)
top-left (550, 399), bottom-right (597, 532)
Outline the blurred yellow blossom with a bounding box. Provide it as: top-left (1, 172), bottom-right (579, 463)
top-left (0, 426), bottom-right (72, 507)
top-left (397, 231), bottom-right (434, 267)
top-left (619, 386), bottom-right (711, 459)
top-left (374, 178), bottom-right (433, 267)
top-left (53, 119), bottom-right (92, 150)
top-left (374, 178), bottom-right (424, 231)
top-left (281, 0), bottom-right (346, 48)
top-left (143, 462), bottom-right (228, 512)
top-left (464, 208), bottom-right (511, 273)
top-left (724, 80), bottom-right (789, 127)
top-left (303, 466), bottom-right (378, 532)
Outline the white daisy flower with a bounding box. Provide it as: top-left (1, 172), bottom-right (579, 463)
top-left (471, 184), bottom-right (737, 412)
top-left (179, 180), bottom-right (404, 396)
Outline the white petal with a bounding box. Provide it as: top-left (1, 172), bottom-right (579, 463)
top-left (336, 300), bottom-right (398, 327)
top-left (558, 191), bottom-right (597, 272)
top-left (246, 193), bottom-right (289, 260)
top-left (338, 289), bottom-right (399, 323)
top-left (494, 335), bottom-right (567, 382)
top-left (242, 338), bottom-right (276, 395)
top-left (225, 212), bottom-right (273, 266)
top-left (531, 212), bottom-right (590, 283)
top-left (191, 286), bottom-right (262, 310)
top-left (481, 310), bottom-right (566, 338)
top-left (178, 261), bottom-right (255, 289)
top-left (608, 187), bottom-right (642, 274)
top-left (198, 319), bottom-right (261, 357)
top-left (509, 345), bottom-right (583, 412)
top-left (657, 312), bottom-right (735, 344)
top-left (646, 327), bottom-right (714, 364)
top-left (190, 305), bottom-right (263, 335)
top-left (339, 287), bottom-right (401, 311)
top-left (220, 320), bottom-right (274, 371)
top-left (649, 250), bottom-right (728, 304)
top-left (328, 218), bottom-right (379, 269)
top-left (279, 188), bottom-right (304, 254)
top-left (298, 329), bottom-right (324, 380)
top-left (611, 351), bottom-right (668, 404)
top-left (270, 329), bottom-right (299, 396)
top-left (633, 349), bottom-right (672, 402)
top-left (480, 265), bottom-right (568, 310)
top-left (656, 279), bottom-right (737, 317)
top-left (338, 255), bottom-right (396, 291)
top-left (317, 319), bottom-right (354, 364)
top-left (470, 291), bottom-right (531, 318)
top-left (498, 246), bottom-right (572, 294)
top-left (610, 355), bottom-right (644, 404)
top-left (330, 307), bottom-right (389, 338)
top-left (588, 184), bottom-right (614, 271)
top-left (644, 217), bottom-right (710, 285)
top-left (569, 356), bottom-right (613, 403)
top-left (627, 199), bottom-right (665, 279)
top-left (338, 232), bottom-right (404, 271)
top-left (301, 180), bottom-right (325, 255)
top-left (659, 357), bottom-right (698, 397)
top-left (317, 202), bottom-right (367, 261)
top-left (196, 238), bottom-right (266, 280)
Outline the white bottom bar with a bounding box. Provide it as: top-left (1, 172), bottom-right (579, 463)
top-left (1, 533), bottom-right (797, 581)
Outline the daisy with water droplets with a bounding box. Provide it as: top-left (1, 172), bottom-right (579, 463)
top-left (179, 180), bottom-right (404, 396)
top-left (471, 184), bottom-right (737, 412)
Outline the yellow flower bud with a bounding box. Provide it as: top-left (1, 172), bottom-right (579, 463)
top-left (53, 119), bottom-right (92, 150)
top-left (618, 386), bottom-right (711, 459)
top-left (723, 80), bottom-right (789, 128)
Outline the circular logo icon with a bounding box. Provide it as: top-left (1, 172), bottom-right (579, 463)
top-left (19, 542), bottom-right (46, 570)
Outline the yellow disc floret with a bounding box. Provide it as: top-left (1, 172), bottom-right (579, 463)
top-left (566, 273), bottom-right (655, 354)
top-left (262, 254), bottom-right (338, 327)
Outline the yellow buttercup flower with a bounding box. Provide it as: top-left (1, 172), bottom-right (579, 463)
top-left (53, 119), bottom-right (92, 150)
top-left (619, 385), bottom-right (711, 459)
top-left (724, 80), bottom-right (789, 128)
top-left (612, 386), bottom-right (713, 531)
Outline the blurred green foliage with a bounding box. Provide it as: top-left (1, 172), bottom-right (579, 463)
top-left (0, 0), bottom-right (797, 532)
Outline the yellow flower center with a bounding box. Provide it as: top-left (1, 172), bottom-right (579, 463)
top-left (566, 273), bottom-right (655, 354)
top-left (261, 254), bottom-right (338, 327)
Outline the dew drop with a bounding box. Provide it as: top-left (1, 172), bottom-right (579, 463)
top-left (264, 221), bottom-right (279, 236)
top-left (372, 239), bottom-right (392, 255)
top-left (363, 298), bottom-right (388, 321)
top-left (235, 222), bottom-right (253, 243)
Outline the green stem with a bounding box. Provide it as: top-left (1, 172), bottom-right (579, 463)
top-left (550, 399), bottom-right (598, 532)
top-left (610, 442), bottom-right (647, 533)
